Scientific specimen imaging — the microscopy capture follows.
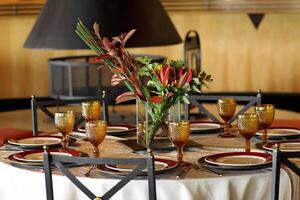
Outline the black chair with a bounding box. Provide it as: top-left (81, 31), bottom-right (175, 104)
top-left (184, 90), bottom-right (262, 124)
top-left (31, 91), bottom-right (109, 136)
top-left (271, 144), bottom-right (300, 200)
top-left (43, 147), bottom-right (157, 200)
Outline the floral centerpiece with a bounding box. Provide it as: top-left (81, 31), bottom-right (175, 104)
top-left (76, 20), bottom-right (212, 149)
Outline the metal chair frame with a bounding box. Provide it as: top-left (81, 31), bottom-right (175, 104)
top-left (31, 91), bottom-right (109, 136)
top-left (43, 149), bottom-right (157, 200)
top-left (271, 145), bottom-right (300, 200)
top-left (184, 91), bottom-right (262, 124)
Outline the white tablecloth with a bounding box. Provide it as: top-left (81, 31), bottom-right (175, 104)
top-left (0, 135), bottom-right (293, 200)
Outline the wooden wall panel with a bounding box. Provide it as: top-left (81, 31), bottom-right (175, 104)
top-left (1, 12), bottom-right (300, 98)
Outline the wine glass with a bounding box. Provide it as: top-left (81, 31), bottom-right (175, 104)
top-left (254, 104), bottom-right (275, 144)
top-left (54, 111), bottom-right (75, 148)
top-left (168, 120), bottom-right (190, 166)
top-left (217, 98), bottom-right (236, 138)
top-left (82, 101), bottom-right (101, 121)
top-left (84, 120), bottom-right (107, 176)
top-left (237, 113), bottom-right (259, 152)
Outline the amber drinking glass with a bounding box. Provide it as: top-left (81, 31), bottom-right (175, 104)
top-left (237, 113), bottom-right (259, 152)
top-left (84, 120), bottom-right (107, 176)
top-left (254, 104), bottom-right (275, 144)
top-left (168, 121), bottom-right (190, 166)
top-left (85, 120), bottom-right (107, 157)
top-left (217, 98), bottom-right (236, 138)
top-left (82, 101), bottom-right (101, 121)
top-left (54, 111), bottom-right (75, 148)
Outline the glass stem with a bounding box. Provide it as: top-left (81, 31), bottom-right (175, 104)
top-left (177, 146), bottom-right (184, 166)
top-left (245, 139), bottom-right (251, 152)
top-left (262, 129), bottom-right (268, 144)
top-left (93, 146), bottom-right (100, 158)
top-left (224, 122), bottom-right (229, 135)
top-left (61, 136), bottom-right (68, 149)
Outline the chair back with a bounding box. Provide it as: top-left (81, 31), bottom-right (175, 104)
top-left (271, 144), bottom-right (300, 200)
top-left (31, 91), bottom-right (109, 136)
top-left (184, 90), bottom-right (262, 124)
top-left (43, 148), bottom-right (157, 200)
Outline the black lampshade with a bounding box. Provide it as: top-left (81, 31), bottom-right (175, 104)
top-left (24, 0), bottom-right (182, 49)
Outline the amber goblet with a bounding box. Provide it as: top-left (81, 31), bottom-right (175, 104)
top-left (85, 120), bottom-right (107, 157)
top-left (217, 98), bottom-right (236, 138)
top-left (237, 113), bottom-right (259, 152)
top-left (82, 101), bottom-right (101, 121)
top-left (54, 111), bottom-right (75, 148)
top-left (168, 121), bottom-right (190, 166)
top-left (254, 104), bottom-right (275, 144)
top-left (84, 120), bottom-right (107, 176)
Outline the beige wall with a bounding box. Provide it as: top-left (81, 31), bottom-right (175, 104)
top-left (1, 11), bottom-right (300, 98)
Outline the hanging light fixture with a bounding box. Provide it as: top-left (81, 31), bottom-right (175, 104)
top-left (24, 0), bottom-right (182, 99)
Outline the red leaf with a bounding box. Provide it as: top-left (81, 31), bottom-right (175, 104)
top-left (92, 54), bottom-right (111, 63)
top-left (177, 71), bottom-right (187, 88)
top-left (150, 96), bottom-right (163, 103)
top-left (163, 66), bottom-right (171, 85)
top-left (102, 37), bottom-right (112, 50)
top-left (115, 92), bottom-right (136, 104)
top-left (111, 74), bottom-right (125, 86)
top-left (186, 68), bottom-right (193, 83)
top-left (123, 29), bottom-right (136, 44)
top-left (112, 36), bottom-right (122, 44)
top-left (93, 22), bottom-right (101, 40)
top-left (111, 67), bottom-right (124, 74)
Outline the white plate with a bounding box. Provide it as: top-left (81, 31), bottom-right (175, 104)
top-left (12, 149), bottom-right (81, 163)
top-left (8, 137), bottom-right (62, 147)
top-left (204, 152), bottom-right (272, 167)
top-left (105, 161), bottom-right (168, 172)
top-left (78, 125), bottom-right (135, 134)
top-left (107, 126), bottom-right (129, 133)
top-left (190, 122), bottom-right (222, 133)
top-left (256, 128), bottom-right (300, 137)
top-left (103, 157), bottom-right (178, 174)
top-left (263, 141), bottom-right (300, 152)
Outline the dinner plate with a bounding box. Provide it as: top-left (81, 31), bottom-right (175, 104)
top-left (263, 140), bottom-right (300, 152)
top-left (98, 157), bottom-right (178, 176)
top-left (7, 136), bottom-right (62, 149)
top-left (204, 152), bottom-right (272, 167)
top-left (78, 125), bottom-right (136, 135)
top-left (255, 128), bottom-right (300, 139)
top-left (13, 149), bottom-right (82, 163)
top-left (190, 122), bottom-right (222, 133)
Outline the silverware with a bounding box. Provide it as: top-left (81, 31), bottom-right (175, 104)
top-left (192, 163), bottom-right (222, 176)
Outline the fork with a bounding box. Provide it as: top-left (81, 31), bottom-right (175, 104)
top-left (192, 163), bottom-right (222, 176)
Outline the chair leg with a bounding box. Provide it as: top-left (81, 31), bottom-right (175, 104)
top-left (44, 152), bottom-right (54, 200)
top-left (31, 95), bottom-right (38, 136)
top-left (271, 148), bottom-right (281, 200)
top-left (147, 155), bottom-right (157, 200)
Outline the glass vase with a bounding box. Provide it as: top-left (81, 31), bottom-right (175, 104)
top-left (136, 100), bottom-right (183, 151)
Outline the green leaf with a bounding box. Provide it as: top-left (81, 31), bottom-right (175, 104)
top-left (135, 56), bottom-right (152, 65)
top-left (182, 95), bottom-right (190, 104)
top-left (191, 85), bottom-right (201, 93)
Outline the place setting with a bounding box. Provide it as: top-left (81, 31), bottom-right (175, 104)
top-left (249, 104), bottom-right (300, 153)
top-left (196, 111), bottom-right (273, 173)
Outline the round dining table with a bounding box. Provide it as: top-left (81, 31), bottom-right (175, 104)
top-left (0, 105), bottom-right (299, 200)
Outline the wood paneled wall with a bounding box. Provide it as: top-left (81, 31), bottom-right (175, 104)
top-left (1, 12), bottom-right (300, 98)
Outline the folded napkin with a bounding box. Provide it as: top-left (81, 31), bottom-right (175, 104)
top-left (0, 128), bottom-right (33, 146)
